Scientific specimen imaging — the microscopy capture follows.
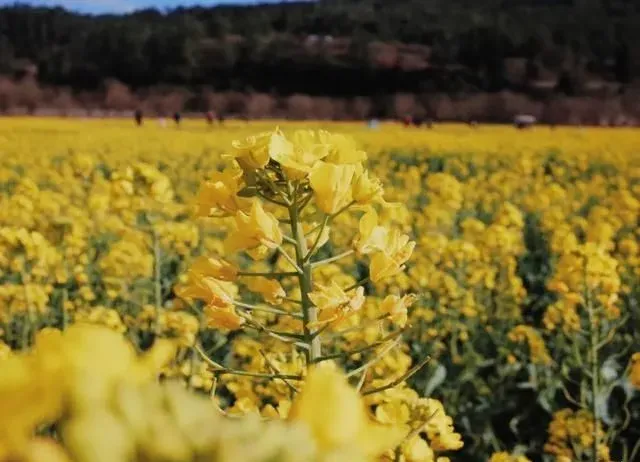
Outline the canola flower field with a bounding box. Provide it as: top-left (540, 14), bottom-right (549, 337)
top-left (0, 118), bottom-right (639, 462)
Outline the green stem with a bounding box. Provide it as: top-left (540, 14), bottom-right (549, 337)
top-left (260, 349), bottom-right (300, 395)
top-left (304, 215), bottom-right (329, 262)
top-left (327, 313), bottom-right (391, 338)
top-left (361, 354), bottom-right (432, 396)
top-left (311, 249), bottom-right (354, 268)
top-left (195, 344), bottom-right (303, 381)
top-left (346, 336), bottom-right (402, 378)
top-left (289, 186), bottom-right (321, 364)
top-left (304, 200), bottom-right (355, 237)
top-left (586, 286), bottom-right (600, 462)
top-left (237, 271), bottom-right (299, 278)
top-left (393, 445), bottom-right (402, 462)
top-left (345, 277), bottom-right (370, 292)
top-left (629, 437), bottom-right (640, 462)
top-left (152, 229), bottom-right (163, 336)
top-left (276, 245), bottom-right (304, 274)
top-left (234, 301), bottom-right (302, 319)
top-left (239, 314), bottom-right (305, 340)
top-left (283, 235), bottom-right (297, 245)
top-left (258, 193), bottom-right (289, 208)
top-left (21, 273), bottom-right (35, 349)
top-left (61, 288), bottom-right (68, 330)
top-left (316, 330), bottom-right (404, 362)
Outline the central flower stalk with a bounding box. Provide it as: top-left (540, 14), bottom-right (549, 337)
top-left (288, 187), bottom-right (322, 363)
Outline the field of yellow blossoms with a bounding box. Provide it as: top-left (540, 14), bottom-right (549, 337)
top-left (0, 118), bottom-right (639, 462)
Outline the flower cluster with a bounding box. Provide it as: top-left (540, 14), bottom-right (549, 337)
top-left (0, 118), bottom-right (638, 462)
top-left (0, 324), bottom-right (405, 462)
top-left (544, 409), bottom-right (611, 462)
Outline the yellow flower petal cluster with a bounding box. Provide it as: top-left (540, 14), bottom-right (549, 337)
top-left (544, 409), bottom-right (611, 462)
top-left (507, 325), bottom-right (552, 366)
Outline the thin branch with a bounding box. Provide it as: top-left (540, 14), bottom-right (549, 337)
top-left (361, 355), bottom-right (432, 396)
top-left (235, 301), bottom-right (302, 319)
top-left (209, 375), bottom-right (218, 400)
top-left (297, 193), bottom-right (314, 211)
top-left (404, 409), bottom-right (440, 443)
top-left (326, 313), bottom-right (391, 338)
top-left (344, 277), bottom-right (369, 293)
top-left (194, 344), bottom-right (304, 381)
top-left (596, 315), bottom-right (629, 351)
top-left (258, 193), bottom-right (289, 208)
top-left (237, 271), bottom-right (299, 278)
top-left (310, 320), bottom-right (334, 340)
top-left (629, 436), bottom-right (640, 462)
top-left (316, 331), bottom-right (404, 362)
top-left (241, 316), bottom-right (304, 339)
top-left (152, 229), bottom-right (163, 336)
top-left (306, 200), bottom-right (355, 236)
top-left (276, 245), bottom-right (304, 274)
top-left (283, 235), bottom-right (297, 245)
top-left (304, 215), bottom-right (329, 263)
top-left (260, 350), bottom-right (300, 394)
top-left (561, 384), bottom-right (583, 408)
top-left (355, 366), bottom-right (369, 392)
top-left (346, 337), bottom-right (402, 378)
top-left (311, 249), bottom-right (354, 268)
top-left (238, 313), bottom-right (308, 348)
top-left (257, 172), bottom-right (292, 206)
top-left (283, 297), bottom-right (302, 305)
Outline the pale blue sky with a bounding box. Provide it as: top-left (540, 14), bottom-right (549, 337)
top-left (0, 0), bottom-right (300, 14)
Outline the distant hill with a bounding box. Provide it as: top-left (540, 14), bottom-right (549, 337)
top-left (1, 0), bottom-right (640, 121)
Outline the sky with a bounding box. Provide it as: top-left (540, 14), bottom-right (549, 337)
top-left (0, 0), bottom-right (299, 14)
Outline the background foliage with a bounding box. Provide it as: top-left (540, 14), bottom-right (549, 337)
top-left (0, 119), bottom-right (638, 461)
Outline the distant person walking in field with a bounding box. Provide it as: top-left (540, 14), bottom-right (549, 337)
top-left (173, 112), bottom-right (182, 127)
top-left (205, 111), bottom-right (215, 126)
top-left (134, 109), bottom-right (143, 126)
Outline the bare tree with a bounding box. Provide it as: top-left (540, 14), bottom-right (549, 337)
top-left (145, 89), bottom-right (189, 117)
top-left (393, 93), bottom-right (417, 119)
top-left (52, 88), bottom-right (77, 117)
top-left (16, 77), bottom-right (43, 115)
top-left (349, 97), bottom-right (372, 120)
top-left (0, 77), bottom-right (16, 114)
top-left (287, 94), bottom-right (314, 119)
top-left (313, 97), bottom-right (336, 120)
top-left (104, 79), bottom-right (137, 115)
top-left (77, 91), bottom-right (100, 116)
top-left (246, 93), bottom-right (276, 119)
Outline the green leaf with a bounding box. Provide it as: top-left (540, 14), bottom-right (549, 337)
top-left (423, 363), bottom-right (447, 396)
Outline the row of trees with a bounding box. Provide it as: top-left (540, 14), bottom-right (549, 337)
top-left (2, 77), bottom-right (640, 125)
top-left (0, 1), bottom-right (640, 96)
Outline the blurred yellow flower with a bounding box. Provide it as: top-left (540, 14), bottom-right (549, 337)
top-left (288, 363), bottom-right (403, 459)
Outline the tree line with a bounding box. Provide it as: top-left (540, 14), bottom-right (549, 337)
top-left (1, 0), bottom-right (640, 121)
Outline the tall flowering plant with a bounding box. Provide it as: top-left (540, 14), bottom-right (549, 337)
top-left (177, 128), bottom-right (415, 368)
top-left (174, 129), bottom-right (462, 460)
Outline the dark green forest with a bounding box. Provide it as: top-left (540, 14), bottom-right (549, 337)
top-left (1, 0), bottom-right (639, 94)
top-left (1, 0), bottom-right (640, 121)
